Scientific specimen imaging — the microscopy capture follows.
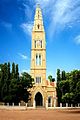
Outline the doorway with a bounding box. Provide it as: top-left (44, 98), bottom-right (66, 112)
top-left (35, 92), bottom-right (43, 106)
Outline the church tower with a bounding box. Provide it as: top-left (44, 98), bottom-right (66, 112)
top-left (30, 5), bottom-right (57, 108)
top-left (31, 5), bottom-right (46, 86)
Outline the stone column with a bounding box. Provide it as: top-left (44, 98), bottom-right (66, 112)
top-left (12, 103), bottom-right (14, 106)
top-left (60, 103), bottom-right (62, 107)
top-left (33, 100), bottom-right (35, 108)
top-left (3, 103), bottom-right (5, 106)
top-left (66, 103), bottom-right (68, 107)
top-left (19, 103), bottom-right (20, 106)
top-left (46, 100), bottom-right (48, 110)
top-left (7, 103), bottom-right (9, 106)
top-left (26, 103), bottom-right (27, 107)
top-left (43, 97), bottom-right (44, 107)
top-left (54, 99), bottom-right (56, 108)
top-left (71, 104), bottom-right (73, 107)
top-left (78, 103), bottom-right (80, 107)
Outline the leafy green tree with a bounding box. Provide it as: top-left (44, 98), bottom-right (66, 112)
top-left (61, 70), bottom-right (66, 80)
top-left (0, 63), bottom-right (8, 101)
top-left (57, 69), bottom-right (61, 82)
top-left (0, 62), bottom-right (33, 103)
top-left (15, 64), bottom-right (19, 80)
top-left (57, 69), bottom-right (80, 105)
top-left (11, 62), bottom-right (15, 79)
top-left (57, 69), bottom-right (61, 105)
top-left (48, 75), bottom-right (52, 82)
top-left (20, 72), bottom-right (33, 102)
top-left (8, 78), bottom-right (19, 103)
top-left (7, 62), bottom-right (10, 80)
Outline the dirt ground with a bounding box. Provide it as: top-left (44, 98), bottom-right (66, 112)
top-left (0, 109), bottom-right (80, 120)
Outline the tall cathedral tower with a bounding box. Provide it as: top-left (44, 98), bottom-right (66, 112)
top-left (31, 5), bottom-right (46, 85)
top-left (30, 5), bottom-right (56, 108)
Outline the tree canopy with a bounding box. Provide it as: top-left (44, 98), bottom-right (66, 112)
top-left (0, 62), bottom-right (33, 104)
top-left (57, 69), bottom-right (80, 105)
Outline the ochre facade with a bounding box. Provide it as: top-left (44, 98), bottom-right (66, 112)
top-left (30, 5), bottom-right (57, 107)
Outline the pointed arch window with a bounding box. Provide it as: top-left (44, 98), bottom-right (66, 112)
top-left (36, 54), bottom-right (38, 65)
top-left (35, 41), bottom-right (36, 48)
top-left (39, 55), bottom-right (41, 65)
top-left (36, 54), bottom-right (41, 66)
top-left (37, 24), bottom-right (40, 29)
top-left (41, 40), bottom-right (42, 48)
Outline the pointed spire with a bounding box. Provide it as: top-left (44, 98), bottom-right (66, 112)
top-left (37, 4), bottom-right (40, 9)
top-left (32, 4), bottom-right (44, 32)
top-left (35, 4), bottom-right (42, 20)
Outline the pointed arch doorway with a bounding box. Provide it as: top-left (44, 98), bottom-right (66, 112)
top-left (35, 92), bottom-right (43, 106)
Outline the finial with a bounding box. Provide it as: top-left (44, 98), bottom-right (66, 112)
top-left (37, 3), bottom-right (40, 8)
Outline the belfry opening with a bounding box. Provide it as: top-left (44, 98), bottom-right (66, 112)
top-left (35, 92), bottom-right (43, 106)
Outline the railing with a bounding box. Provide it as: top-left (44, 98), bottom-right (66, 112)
top-left (0, 102), bottom-right (80, 110)
top-left (46, 102), bottom-right (80, 109)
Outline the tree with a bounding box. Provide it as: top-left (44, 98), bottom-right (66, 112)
top-left (48, 75), bottom-right (55, 82)
top-left (8, 78), bottom-right (19, 103)
top-left (0, 63), bottom-right (8, 102)
top-left (57, 69), bottom-right (80, 105)
top-left (48, 75), bottom-right (52, 82)
top-left (19, 72), bottom-right (33, 102)
top-left (0, 62), bottom-right (33, 103)
top-left (57, 69), bottom-right (61, 82)
top-left (11, 62), bottom-right (15, 79)
top-left (61, 70), bottom-right (66, 80)
top-left (7, 62), bottom-right (10, 80)
top-left (57, 69), bottom-right (61, 105)
top-left (15, 64), bottom-right (19, 80)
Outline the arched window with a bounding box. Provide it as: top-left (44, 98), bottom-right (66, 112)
top-left (48, 96), bottom-right (52, 107)
top-left (36, 54), bottom-right (38, 65)
top-left (37, 24), bottom-right (40, 29)
top-left (39, 55), bottom-right (41, 65)
top-left (36, 54), bottom-right (41, 66)
top-left (35, 41), bottom-right (36, 48)
top-left (41, 40), bottom-right (42, 48)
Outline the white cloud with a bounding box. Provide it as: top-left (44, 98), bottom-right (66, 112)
top-left (20, 22), bottom-right (33, 36)
top-left (1, 21), bottom-right (12, 30)
top-left (18, 53), bottom-right (28, 60)
top-left (74, 35), bottom-right (80, 45)
top-left (18, 0), bottom-right (80, 41)
top-left (37, 0), bottom-right (80, 40)
top-left (22, 3), bottom-right (33, 21)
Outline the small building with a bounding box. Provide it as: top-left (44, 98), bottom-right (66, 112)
top-left (30, 5), bottom-right (57, 108)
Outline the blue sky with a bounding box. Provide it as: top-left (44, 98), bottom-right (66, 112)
top-left (0, 0), bottom-right (80, 79)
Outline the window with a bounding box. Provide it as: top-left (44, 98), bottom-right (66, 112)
top-left (36, 40), bottom-right (42, 48)
top-left (39, 55), bottom-right (41, 65)
top-left (41, 40), bottom-right (42, 48)
top-left (38, 14), bottom-right (39, 19)
top-left (48, 97), bottom-right (51, 104)
top-left (37, 24), bottom-right (40, 29)
top-left (36, 54), bottom-right (38, 65)
top-left (36, 77), bottom-right (41, 83)
top-left (48, 96), bottom-right (52, 107)
top-left (35, 41), bottom-right (36, 48)
top-left (36, 54), bottom-right (41, 66)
